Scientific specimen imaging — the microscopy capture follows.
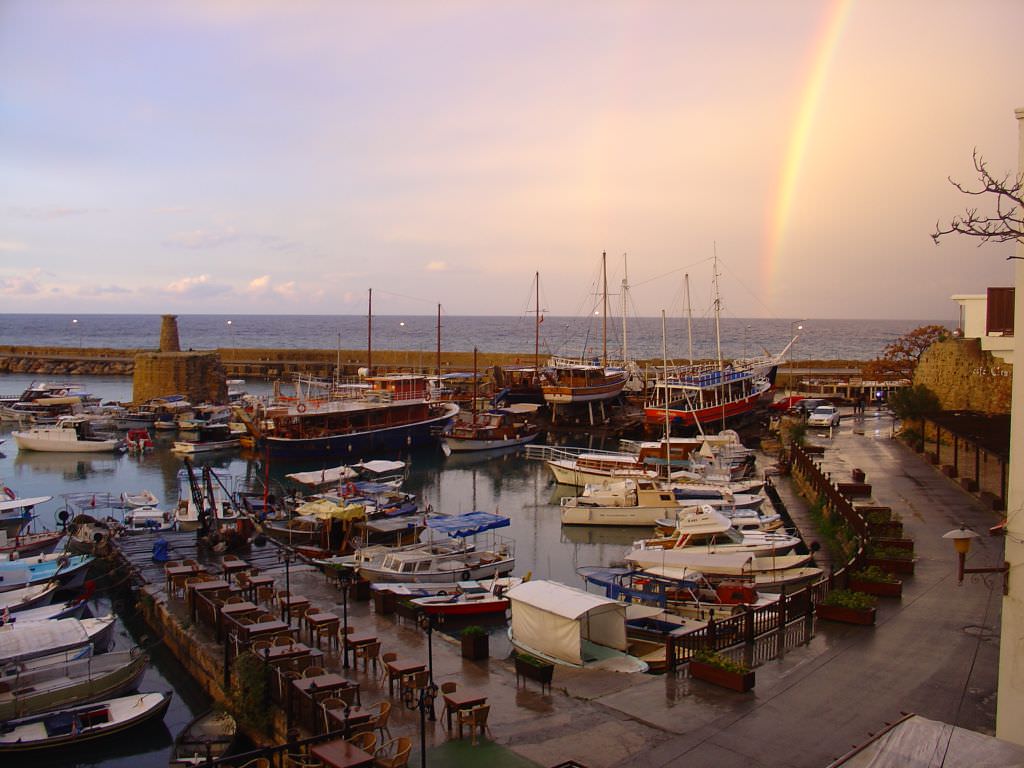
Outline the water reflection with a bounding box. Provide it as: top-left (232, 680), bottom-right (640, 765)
top-left (14, 450), bottom-right (120, 480)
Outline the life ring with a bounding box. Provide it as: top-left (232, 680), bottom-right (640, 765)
top-left (424, 391), bottom-right (431, 402)
top-left (2, 487), bottom-right (14, 501)
top-left (296, 403), bottom-right (307, 413)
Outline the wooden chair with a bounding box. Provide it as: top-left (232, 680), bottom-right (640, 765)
top-left (303, 665), bottom-right (327, 678)
top-left (439, 681), bottom-right (457, 724)
top-left (456, 704), bottom-right (491, 746)
top-left (225, 595), bottom-right (244, 604)
top-left (379, 652), bottom-right (397, 683)
top-left (373, 736), bottom-right (412, 768)
top-left (369, 700), bottom-right (392, 740)
top-left (251, 639), bottom-right (272, 656)
top-left (347, 731), bottom-right (377, 753)
top-left (399, 669), bottom-right (428, 700)
top-left (319, 696), bottom-right (345, 733)
top-left (256, 585), bottom-right (276, 607)
top-left (273, 634), bottom-right (295, 647)
top-left (354, 640), bottom-right (381, 673)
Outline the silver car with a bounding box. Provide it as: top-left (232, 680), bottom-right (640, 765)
top-left (807, 405), bottom-right (841, 428)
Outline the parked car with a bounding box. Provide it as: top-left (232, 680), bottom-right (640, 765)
top-left (807, 405), bottom-right (841, 428)
top-left (788, 398), bottom-right (827, 417)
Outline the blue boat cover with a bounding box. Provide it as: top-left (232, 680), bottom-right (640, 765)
top-left (426, 511), bottom-right (510, 538)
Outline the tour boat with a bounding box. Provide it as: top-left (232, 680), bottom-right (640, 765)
top-left (442, 405), bottom-right (541, 455)
top-left (0, 691), bottom-right (172, 753)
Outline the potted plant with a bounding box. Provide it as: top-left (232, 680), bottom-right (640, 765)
top-left (848, 565), bottom-right (903, 598)
top-left (814, 589), bottom-right (877, 625)
top-left (513, 652), bottom-right (554, 689)
top-left (460, 625), bottom-right (489, 660)
top-left (688, 650), bottom-right (755, 692)
top-left (866, 543), bottom-right (916, 575)
top-left (395, 598), bottom-right (419, 622)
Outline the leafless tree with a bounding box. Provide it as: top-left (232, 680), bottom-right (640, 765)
top-left (933, 150), bottom-right (1024, 248)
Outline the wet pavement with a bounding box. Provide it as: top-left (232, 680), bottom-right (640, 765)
top-left (154, 406), bottom-right (1002, 768)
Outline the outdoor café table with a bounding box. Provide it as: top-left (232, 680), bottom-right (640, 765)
top-left (221, 558), bottom-right (251, 583)
top-left (309, 738), bottom-right (374, 768)
top-left (218, 601), bottom-right (259, 641)
top-left (239, 619), bottom-right (296, 646)
top-left (385, 658), bottom-right (426, 697)
top-left (188, 579), bottom-right (232, 623)
top-left (293, 674), bottom-right (359, 724)
top-left (164, 563), bottom-right (204, 594)
top-left (342, 631), bottom-right (377, 667)
top-left (442, 688), bottom-right (488, 731)
top-left (280, 594), bottom-right (311, 624)
top-left (243, 574), bottom-right (275, 602)
top-left (325, 704), bottom-right (374, 735)
top-left (262, 644), bottom-right (325, 671)
top-left (306, 611), bottom-right (341, 649)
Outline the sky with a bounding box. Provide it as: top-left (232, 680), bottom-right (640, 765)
top-left (1, 0), bottom-right (1022, 322)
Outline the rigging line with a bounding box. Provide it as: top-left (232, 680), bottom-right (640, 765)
top-left (629, 256), bottom-right (715, 289)
top-left (371, 289), bottom-right (438, 306)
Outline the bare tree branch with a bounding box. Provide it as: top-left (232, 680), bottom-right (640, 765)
top-left (933, 149), bottom-right (1024, 250)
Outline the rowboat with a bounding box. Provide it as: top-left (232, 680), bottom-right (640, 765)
top-left (0, 581), bottom-right (60, 613)
top-left (0, 649), bottom-right (149, 720)
top-left (0, 691), bottom-right (172, 753)
top-left (169, 709), bottom-right (238, 766)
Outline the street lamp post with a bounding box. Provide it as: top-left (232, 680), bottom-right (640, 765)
top-left (418, 612), bottom-right (443, 693)
top-left (338, 571), bottom-right (352, 669)
top-left (403, 677), bottom-right (438, 768)
top-left (280, 548), bottom-right (293, 624)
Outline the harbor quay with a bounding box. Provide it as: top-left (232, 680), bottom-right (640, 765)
top-left (105, 406), bottom-right (1001, 768)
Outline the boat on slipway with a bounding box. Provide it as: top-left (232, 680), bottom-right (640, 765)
top-left (236, 374), bottom-right (459, 460)
top-left (0, 691), bottom-right (172, 754)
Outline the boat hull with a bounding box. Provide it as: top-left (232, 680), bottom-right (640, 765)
top-left (443, 431), bottom-right (539, 453)
top-left (12, 434), bottom-right (122, 453)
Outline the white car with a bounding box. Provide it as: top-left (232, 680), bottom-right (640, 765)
top-left (807, 405), bottom-right (841, 428)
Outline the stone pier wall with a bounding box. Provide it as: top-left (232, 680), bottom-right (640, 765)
top-left (133, 351), bottom-right (228, 404)
top-left (915, 338), bottom-right (1012, 414)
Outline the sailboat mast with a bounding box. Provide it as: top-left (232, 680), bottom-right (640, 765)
top-left (602, 251), bottom-right (608, 366)
top-left (684, 273), bottom-right (694, 366)
top-left (534, 272), bottom-right (540, 382)
top-left (713, 253), bottom-right (723, 375)
top-left (662, 309), bottom-right (670, 442)
top-left (367, 288), bottom-right (373, 375)
top-left (621, 254), bottom-right (628, 365)
top-left (436, 304), bottom-right (442, 379)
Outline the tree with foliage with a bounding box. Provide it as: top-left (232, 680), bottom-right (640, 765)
top-left (888, 384), bottom-right (942, 452)
top-left (862, 325), bottom-right (949, 381)
top-left (933, 150), bottom-right (1024, 246)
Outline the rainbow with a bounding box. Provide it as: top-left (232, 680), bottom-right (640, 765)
top-left (764, 0), bottom-right (852, 301)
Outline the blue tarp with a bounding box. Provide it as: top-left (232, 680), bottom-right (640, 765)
top-left (426, 511), bottom-right (510, 538)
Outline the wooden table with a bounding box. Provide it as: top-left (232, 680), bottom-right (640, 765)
top-left (443, 688), bottom-right (488, 731)
top-left (218, 600), bottom-right (259, 641)
top-left (385, 658), bottom-right (426, 696)
top-left (188, 579), bottom-right (231, 622)
top-left (165, 563), bottom-right (204, 595)
top-left (280, 595), bottom-right (310, 624)
top-left (239, 619), bottom-right (295, 645)
top-left (243, 574), bottom-right (275, 603)
top-left (343, 632), bottom-right (378, 669)
top-left (306, 611), bottom-right (341, 649)
top-left (324, 704), bottom-right (374, 735)
top-left (221, 558), bottom-right (250, 582)
top-left (293, 674), bottom-right (360, 725)
top-left (309, 738), bottom-right (374, 768)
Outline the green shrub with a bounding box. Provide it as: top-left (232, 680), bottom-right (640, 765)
top-left (820, 589), bottom-right (877, 611)
top-left (515, 652), bottom-right (551, 668)
top-left (692, 649), bottom-right (750, 675)
top-left (868, 545), bottom-right (913, 560)
top-left (851, 565), bottom-right (899, 584)
top-left (461, 625), bottom-right (486, 638)
top-left (230, 651), bottom-right (271, 734)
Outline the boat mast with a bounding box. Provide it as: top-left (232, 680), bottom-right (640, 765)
top-left (367, 288), bottom-right (373, 376)
top-left (472, 346), bottom-right (478, 424)
top-left (662, 310), bottom-right (671, 471)
top-left (436, 303), bottom-right (442, 379)
top-left (712, 248), bottom-right (726, 429)
top-left (534, 272), bottom-right (540, 383)
top-left (602, 251), bottom-right (608, 367)
top-left (621, 254), bottom-right (629, 365)
top-left (684, 273), bottom-right (694, 366)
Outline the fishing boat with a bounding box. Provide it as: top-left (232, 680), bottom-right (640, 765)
top-left (0, 581), bottom-right (61, 613)
top-left (0, 649), bottom-right (149, 721)
top-left (0, 553), bottom-right (94, 593)
top-left (169, 709), bottom-right (238, 767)
top-left (173, 465), bottom-right (242, 532)
top-left (0, 492), bottom-right (53, 538)
top-left (0, 615), bottom-right (116, 666)
top-left (0, 691), bottom-right (172, 753)
top-left (0, 529), bottom-right (64, 559)
top-left (12, 416), bottom-right (124, 453)
top-left (122, 507), bottom-right (175, 534)
top-left (357, 512), bottom-right (515, 584)
top-left (442, 405), bottom-right (541, 455)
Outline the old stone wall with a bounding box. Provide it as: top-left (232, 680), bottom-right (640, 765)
top-left (133, 351), bottom-right (227, 404)
top-left (915, 338), bottom-right (1011, 414)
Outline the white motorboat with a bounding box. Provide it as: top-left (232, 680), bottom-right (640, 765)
top-left (120, 490), bottom-right (159, 509)
top-left (625, 505), bottom-right (801, 557)
top-left (122, 507), bottom-right (175, 534)
top-left (12, 417), bottom-right (124, 453)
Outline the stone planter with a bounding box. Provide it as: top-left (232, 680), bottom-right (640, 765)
top-left (373, 589), bottom-right (397, 615)
top-left (461, 633), bottom-right (489, 660)
top-left (688, 660), bottom-right (755, 692)
top-left (868, 521), bottom-right (904, 539)
top-left (814, 603), bottom-right (877, 625)
top-left (514, 654), bottom-right (554, 690)
top-left (848, 577), bottom-right (902, 599)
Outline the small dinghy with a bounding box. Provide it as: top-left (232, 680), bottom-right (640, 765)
top-left (0, 691), bottom-right (172, 753)
top-left (169, 709), bottom-right (237, 766)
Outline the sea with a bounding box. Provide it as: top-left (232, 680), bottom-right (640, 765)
top-left (0, 313), bottom-right (935, 766)
top-left (0, 314), bottom-right (947, 362)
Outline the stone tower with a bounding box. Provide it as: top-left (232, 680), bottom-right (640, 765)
top-left (159, 314), bottom-right (181, 353)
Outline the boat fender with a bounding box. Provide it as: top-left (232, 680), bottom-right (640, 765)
top-left (296, 403), bottom-right (307, 413)
top-left (461, 571), bottom-right (471, 581)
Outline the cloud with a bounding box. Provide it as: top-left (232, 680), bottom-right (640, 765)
top-left (0, 241), bottom-right (27, 253)
top-left (425, 261), bottom-right (448, 272)
top-left (273, 281), bottom-right (297, 298)
top-left (164, 227), bottom-right (240, 249)
top-left (247, 275), bottom-right (271, 292)
top-left (163, 274), bottom-right (230, 298)
top-left (0, 271), bottom-right (43, 295)
top-left (7, 207), bottom-right (93, 220)
top-left (77, 284), bottom-right (132, 296)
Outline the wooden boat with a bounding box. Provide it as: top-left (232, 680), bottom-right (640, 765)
top-left (0, 529), bottom-right (64, 559)
top-left (442, 405), bottom-right (541, 454)
top-left (122, 507), bottom-right (175, 534)
top-left (0, 691), bottom-right (172, 753)
top-left (408, 579), bottom-right (518, 617)
top-left (0, 493), bottom-right (53, 538)
top-left (169, 708), bottom-right (237, 766)
top-left (0, 615), bottom-right (116, 666)
top-left (1, 596), bottom-right (87, 624)
top-left (0, 649), bottom-right (149, 720)
top-left (12, 416), bottom-right (124, 453)
top-left (0, 553), bottom-right (94, 593)
top-left (0, 581), bottom-right (61, 613)
top-left (171, 423), bottom-right (241, 454)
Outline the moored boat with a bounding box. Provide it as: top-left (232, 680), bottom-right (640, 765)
top-left (169, 708), bottom-right (237, 767)
top-left (0, 691), bottom-right (172, 753)
top-left (12, 416), bottom-right (124, 453)
top-left (442, 405), bottom-right (541, 455)
top-left (0, 615), bottom-right (116, 666)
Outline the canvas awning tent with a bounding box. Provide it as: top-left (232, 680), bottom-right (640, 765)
top-left (826, 714), bottom-right (1024, 767)
top-left (505, 580), bottom-right (628, 666)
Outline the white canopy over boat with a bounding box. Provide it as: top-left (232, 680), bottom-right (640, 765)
top-left (285, 464), bottom-right (358, 487)
top-left (0, 496), bottom-right (52, 513)
top-left (506, 580), bottom-right (628, 666)
top-left (0, 615), bottom-right (113, 664)
top-left (354, 460), bottom-right (406, 475)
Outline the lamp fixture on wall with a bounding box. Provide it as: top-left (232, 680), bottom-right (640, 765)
top-left (942, 524), bottom-right (1009, 595)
